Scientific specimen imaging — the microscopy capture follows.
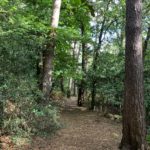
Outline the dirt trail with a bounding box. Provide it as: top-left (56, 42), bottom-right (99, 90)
top-left (20, 97), bottom-right (122, 150)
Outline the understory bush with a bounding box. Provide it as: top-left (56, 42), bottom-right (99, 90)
top-left (0, 25), bottom-right (60, 140)
top-left (86, 51), bottom-right (150, 119)
top-left (2, 77), bottom-right (60, 139)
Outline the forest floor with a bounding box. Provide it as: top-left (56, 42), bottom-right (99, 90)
top-left (2, 97), bottom-right (122, 150)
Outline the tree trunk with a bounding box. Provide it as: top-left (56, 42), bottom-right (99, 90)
top-left (91, 80), bottom-right (96, 110)
top-left (67, 78), bottom-right (72, 98)
top-left (78, 80), bottom-right (85, 106)
top-left (72, 42), bottom-right (78, 97)
top-left (60, 76), bottom-right (64, 93)
top-left (90, 1), bottom-right (111, 110)
top-left (77, 23), bottom-right (86, 106)
top-left (90, 21), bottom-right (104, 110)
top-left (42, 0), bottom-right (61, 101)
top-left (0, 96), bottom-right (3, 136)
top-left (120, 0), bottom-right (147, 149)
top-left (143, 27), bottom-right (150, 57)
top-left (36, 54), bottom-right (42, 90)
top-left (73, 80), bottom-right (77, 96)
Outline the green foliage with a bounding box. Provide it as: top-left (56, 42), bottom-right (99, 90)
top-left (0, 0), bottom-right (60, 139)
top-left (144, 50), bottom-right (150, 120)
top-left (0, 0), bottom-right (150, 143)
top-left (87, 52), bottom-right (124, 109)
top-left (146, 127), bottom-right (150, 144)
top-left (32, 104), bottom-right (60, 134)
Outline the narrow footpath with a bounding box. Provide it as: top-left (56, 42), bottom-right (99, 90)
top-left (21, 97), bottom-right (122, 150)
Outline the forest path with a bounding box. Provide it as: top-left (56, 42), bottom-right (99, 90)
top-left (22, 97), bottom-right (122, 150)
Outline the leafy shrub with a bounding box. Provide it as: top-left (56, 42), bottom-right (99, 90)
top-left (0, 21), bottom-right (60, 140)
top-left (2, 77), bottom-right (60, 139)
top-left (32, 104), bottom-right (61, 135)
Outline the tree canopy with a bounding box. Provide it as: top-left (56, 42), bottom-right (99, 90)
top-left (0, 0), bottom-right (150, 149)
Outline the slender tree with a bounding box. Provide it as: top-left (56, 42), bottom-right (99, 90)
top-left (78, 22), bottom-right (86, 106)
top-left (91, 0), bottom-right (112, 110)
top-left (72, 42), bottom-right (78, 96)
top-left (143, 27), bottom-right (150, 57)
top-left (120, 0), bottom-right (147, 149)
top-left (91, 20), bottom-right (104, 110)
top-left (42, 0), bottom-right (61, 101)
top-left (60, 75), bottom-right (64, 93)
top-left (0, 91), bottom-right (3, 136)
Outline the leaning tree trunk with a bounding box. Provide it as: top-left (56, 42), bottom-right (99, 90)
top-left (120, 0), bottom-right (147, 149)
top-left (42, 0), bottom-right (61, 101)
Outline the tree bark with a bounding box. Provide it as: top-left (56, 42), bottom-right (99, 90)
top-left (120, 0), bottom-right (147, 149)
top-left (42, 0), bottom-right (61, 101)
